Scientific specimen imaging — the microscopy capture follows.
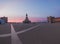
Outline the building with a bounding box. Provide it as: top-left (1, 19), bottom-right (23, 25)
top-left (47, 16), bottom-right (55, 23)
top-left (0, 16), bottom-right (8, 24)
top-left (23, 13), bottom-right (31, 23)
top-left (47, 16), bottom-right (60, 23)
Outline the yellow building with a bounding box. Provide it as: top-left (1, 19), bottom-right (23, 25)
top-left (47, 16), bottom-right (60, 23)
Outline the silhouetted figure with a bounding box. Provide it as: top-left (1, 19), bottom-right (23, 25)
top-left (23, 13), bottom-right (31, 23)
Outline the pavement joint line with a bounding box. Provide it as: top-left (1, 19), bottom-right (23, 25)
top-left (0, 34), bottom-right (11, 37)
top-left (11, 24), bottom-right (22, 44)
top-left (0, 24), bottom-right (40, 37)
top-left (17, 24), bottom-right (40, 34)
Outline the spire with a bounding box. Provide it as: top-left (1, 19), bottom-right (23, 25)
top-left (26, 13), bottom-right (28, 17)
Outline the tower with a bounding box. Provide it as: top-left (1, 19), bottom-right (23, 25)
top-left (23, 13), bottom-right (31, 23)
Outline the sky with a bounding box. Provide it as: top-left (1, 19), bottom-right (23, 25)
top-left (0, 0), bottom-right (60, 22)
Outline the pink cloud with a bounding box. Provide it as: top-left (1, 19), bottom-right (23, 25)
top-left (8, 17), bottom-right (24, 22)
top-left (8, 17), bottom-right (47, 22)
top-left (30, 17), bottom-right (47, 22)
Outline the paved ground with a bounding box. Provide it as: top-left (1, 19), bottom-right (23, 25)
top-left (11, 24), bottom-right (22, 44)
top-left (0, 24), bottom-right (11, 34)
top-left (18, 23), bottom-right (60, 44)
top-left (12, 23), bottom-right (38, 32)
top-left (0, 23), bottom-right (60, 44)
top-left (0, 36), bottom-right (11, 44)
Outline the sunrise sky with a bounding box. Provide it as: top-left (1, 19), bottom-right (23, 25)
top-left (0, 0), bottom-right (60, 22)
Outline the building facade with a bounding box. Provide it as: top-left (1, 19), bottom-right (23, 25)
top-left (0, 16), bottom-right (8, 24)
top-left (47, 16), bottom-right (60, 23)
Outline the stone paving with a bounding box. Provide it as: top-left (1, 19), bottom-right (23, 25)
top-left (0, 23), bottom-right (40, 44)
top-left (0, 23), bottom-right (60, 44)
